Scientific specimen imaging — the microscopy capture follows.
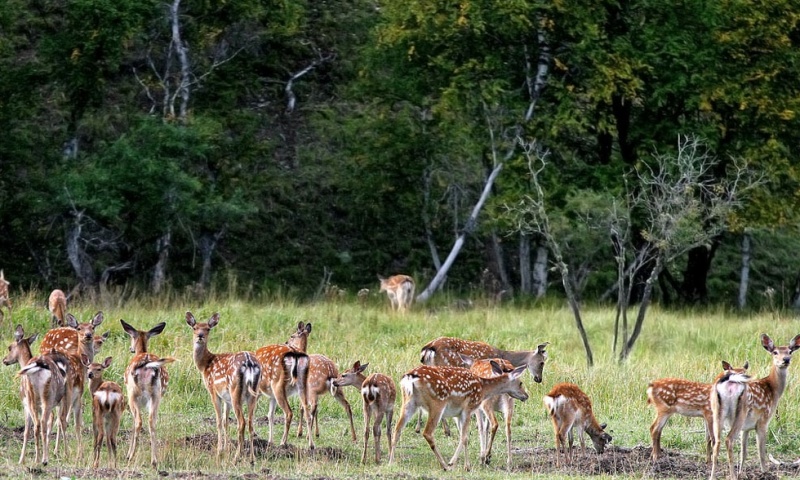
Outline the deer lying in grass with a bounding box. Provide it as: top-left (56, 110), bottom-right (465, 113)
top-left (389, 362), bottom-right (527, 471)
top-left (83, 355), bottom-right (125, 469)
top-left (187, 312), bottom-right (261, 464)
top-left (378, 274), bottom-right (415, 313)
top-left (709, 361), bottom-right (751, 480)
top-left (333, 361), bottom-right (397, 464)
top-left (543, 382), bottom-right (612, 468)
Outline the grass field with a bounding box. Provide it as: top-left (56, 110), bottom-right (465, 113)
top-left (1, 289), bottom-right (799, 479)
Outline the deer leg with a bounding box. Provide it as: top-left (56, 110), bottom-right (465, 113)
top-left (449, 414), bottom-right (471, 470)
top-left (148, 397), bottom-right (161, 468)
top-left (384, 408), bottom-right (394, 464)
top-left (212, 395), bottom-right (225, 460)
top-left (19, 411), bottom-right (31, 464)
top-left (73, 395), bottom-right (83, 460)
top-left (650, 412), bottom-right (671, 460)
top-left (232, 386), bottom-right (246, 463)
top-left (739, 429), bottom-right (749, 475)
top-left (486, 407), bottom-right (501, 466)
top-left (754, 424), bottom-right (768, 472)
top-left (92, 406), bottom-right (103, 469)
top-left (266, 396), bottom-right (277, 444)
top-left (333, 388), bottom-right (356, 442)
top-left (246, 392), bottom-right (258, 465)
top-left (108, 412), bottom-right (121, 469)
top-left (421, 408), bottom-right (450, 471)
top-left (126, 400), bottom-right (142, 462)
top-left (710, 413), bottom-right (722, 480)
top-left (361, 403), bottom-right (371, 464)
top-left (389, 399), bottom-right (417, 464)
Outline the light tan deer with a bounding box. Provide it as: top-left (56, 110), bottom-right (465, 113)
top-left (83, 355), bottom-right (125, 469)
top-left (647, 375), bottom-right (714, 461)
top-left (3, 325), bottom-right (41, 461)
top-left (255, 322), bottom-right (313, 447)
top-left (186, 311), bottom-right (262, 463)
top-left (296, 353), bottom-right (357, 443)
top-left (48, 289), bottom-right (68, 328)
top-left (709, 361), bottom-right (751, 480)
top-left (40, 311), bottom-right (104, 363)
top-left (389, 363), bottom-right (528, 471)
top-left (378, 274), bottom-right (415, 313)
top-left (461, 356), bottom-right (518, 468)
top-left (0, 269), bottom-right (12, 322)
top-left (332, 361), bottom-right (397, 464)
top-left (418, 337), bottom-right (548, 435)
top-left (121, 318), bottom-right (175, 468)
top-left (543, 382), bottom-right (612, 468)
top-left (734, 333), bottom-right (800, 477)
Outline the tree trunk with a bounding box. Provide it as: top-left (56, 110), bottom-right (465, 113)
top-left (488, 231), bottom-right (512, 294)
top-left (680, 240), bottom-right (720, 304)
top-left (738, 232), bottom-right (751, 310)
top-left (66, 211), bottom-right (96, 290)
top-left (519, 233), bottom-right (531, 295)
top-left (621, 254), bottom-right (664, 361)
top-left (152, 230), bottom-right (171, 294)
top-left (198, 229), bottom-right (225, 289)
top-left (531, 239), bottom-right (548, 298)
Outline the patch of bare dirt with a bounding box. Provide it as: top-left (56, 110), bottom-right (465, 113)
top-left (181, 433), bottom-right (346, 462)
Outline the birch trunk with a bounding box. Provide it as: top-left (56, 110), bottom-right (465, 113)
top-left (737, 232), bottom-right (751, 310)
top-left (519, 233), bottom-right (531, 294)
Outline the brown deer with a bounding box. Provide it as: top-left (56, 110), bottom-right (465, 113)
top-left (543, 382), bottom-right (612, 468)
top-left (3, 325), bottom-right (40, 461)
top-left (48, 289), bottom-right (68, 328)
top-left (0, 269), bottom-right (11, 323)
top-left (83, 355), bottom-right (125, 469)
top-left (121, 318), bottom-right (175, 468)
top-left (40, 311), bottom-right (104, 363)
top-left (296, 353), bottom-right (357, 443)
top-left (389, 363), bottom-right (528, 471)
top-left (378, 274), bottom-right (415, 313)
top-left (254, 322), bottom-right (313, 447)
top-left (418, 337), bottom-right (547, 435)
top-left (647, 375), bottom-right (714, 461)
top-left (332, 361), bottom-right (397, 464)
top-left (734, 334), bottom-right (800, 477)
top-left (186, 311), bottom-right (262, 463)
top-left (709, 361), bottom-right (751, 480)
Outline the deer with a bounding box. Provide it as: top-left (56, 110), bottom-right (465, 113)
top-left (295, 353), bottom-right (357, 444)
top-left (186, 311), bottom-right (262, 464)
top-left (0, 269), bottom-right (12, 323)
top-left (48, 289), bottom-right (68, 328)
top-left (417, 337), bottom-right (548, 436)
top-left (254, 322), bottom-right (313, 447)
top-left (40, 311), bottom-right (104, 363)
top-left (709, 361), bottom-right (751, 480)
top-left (3, 325), bottom-right (41, 461)
top-left (378, 274), bottom-right (415, 313)
top-left (543, 382), bottom-right (612, 468)
top-left (460, 355), bottom-right (518, 468)
top-left (388, 362), bottom-right (528, 471)
top-left (333, 361), bottom-right (396, 464)
top-left (732, 333), bottom-right (800, 477)
top-left (121, 318), bottom-right (176, 468)
top-left (83, 355), bottom-right (125, 469)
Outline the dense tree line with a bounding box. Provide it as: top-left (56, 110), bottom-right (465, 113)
top-left (1, 0), bottom-right (799, 308)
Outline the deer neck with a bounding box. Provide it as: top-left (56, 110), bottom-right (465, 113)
top-left (498, 349), bottom-right (529, 367)
top-left (88, 375), bottom-right (104, 394)
top-left (759, 364), bottom-right (789, 403)
top-left (193, 342), bottom-right (215, 372)
top-left (18, 343), bottom-right (34, 366)
top-left (478, 374), bottom-right (513, 400)
top-left (133, 334), bottom-right (148, 354)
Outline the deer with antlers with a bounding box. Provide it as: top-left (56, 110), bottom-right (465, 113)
top-left (0, 270), bottom-right (11, 323)
top-left (378, 274), bottom-right (415, 313)
top-left (709, 361), bottom-right (751, 480)
top-left (389, 362), bottom-right (528, 471)
top-left (333, 361), bottom-right (396, 464)
top-left (186, 312), bottom-right (262, 463)
top-left (121, 318), bottom-right (175, 468)
top-left (48, 289), bottom-right (67, 328)
top-left (83, 355), bottom-right (125, 469)
top-left (543, 382), bottom-right (612, 468)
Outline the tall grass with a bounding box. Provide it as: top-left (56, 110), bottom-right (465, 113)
top-left (1, 290), bottom-right (798, 479)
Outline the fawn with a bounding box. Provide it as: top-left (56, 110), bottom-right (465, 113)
top-left (709, 361), bottom-right (751, 480)
top-left (378, 274), bottom-right (415, 313)
top-left (543, 382), bottom-right (612, 467)
top-left (48, 289), bottom-right (68, 328)
top-left (83, 355), bottom-right (125, 469)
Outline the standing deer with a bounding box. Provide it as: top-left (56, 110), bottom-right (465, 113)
top-left (332, 361), bottom-right (397, 464)
top-left (0, 269), bottom-right (11, 323)
top-left (48, 289), bottom-right (68, 328)
top-left (121, 318), bottom-right (175, 468)
top-left (389, 363), bottom-right (528, 471)
top-left (186, 312), bottom-right (262, 463)
top-left (40, 311), bottom-right (104, 363)
top-left (543, 382), bottom-right (612, 467)
top-left (296, 353), bottom-right (357, 444)
top-left (378, 274), bottom-right (415, 313)
top-left (83, 355), bottom-right (125, 469)
top-left (709, 361), bottom-right (751, 480)
top-left (3, 326), bottom-right (40, 461)
top-left (647, 375), bottom-right (714, 461)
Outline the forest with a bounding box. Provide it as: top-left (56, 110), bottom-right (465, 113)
top-left (1, 0), bottom-right (800, 310)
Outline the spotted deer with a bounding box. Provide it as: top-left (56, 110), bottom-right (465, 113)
top-left (543, 382), bottom-right (612, 468)
top-left (40, 311), bottom-right (104, 363)
top-left (0, 269), bottom-right (11, 322)
top-left (296, 353), bottom-right (357, 443)
top-left (734, 334), bottom-right (800, 477)
top-left (709, 361), bottom-right (751, 480)
top-left (378, 274), bottom-right (415, 313)
top-left (647, 374), bottom-right (714, 461)
top-left (3, 325), bottom-right (40, 461)
top-left (418, 337), bottom-right (547, 435)
top-left (332, 361), bottom-right (397, 464)
top-left (389, 363), bottom-right (528, 471)
top-left (83, 355), bottom-right (125, 469)
top-left (121, 318), bottom-right (175, 468)
top-left (254, 322), bottom-right (312, 447)
top-left (186, 312), bottom-right (262, 463)
top-left (48, 289), bottom-right (67, 328)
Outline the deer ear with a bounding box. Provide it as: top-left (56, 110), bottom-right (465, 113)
top-left (537, 342), bottom-right (549, 354)
top-left (27, 333), bottom-right (39, 345)
top-left (121, 319), bottom-right (136, 336)
top-left (66, 314), bottom-right (79, 328)
top-left (721, 360), bottom-right (732, 371)
top-left (209, 313), bottom-right (220, 328)
top-left (185, 311), bottom-right (196, 327)
top-left (81, 354), bottom-right (90, 367)
top-left (743, 361), bottom-right (749, 370)
top-left (600, 423), bottom-right (608, 430)
top-left (490, 360), bottom-right (504, 375)
top-left (92, 311), bottom-right (104, 327)
top-left (14, 324), bottom-right (24, 342)
top-left (761, 333), bottom-right (775, 352)
top-left (304, 323), bottom-right (312, 334)
top-left (458, 353), bottom-right (474, 367)
top-left (358, 362), bottom-right (369, 373)
top-left (103, 356), bottom-right (113, 368)
top-left (148, 322), bottom-right (167, 337)
top-left (791, 334), bottom-right (800, 352)
top-left (512, 365), bottom-right (527, 378)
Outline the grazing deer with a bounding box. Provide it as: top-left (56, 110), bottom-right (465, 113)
top-left (647, 375), bottom-right (714, 461)
top-left (389, 363), bottom-right (528, 471)
top-left (378, 274), bottom-right (415, 313)
top-left (734, 334), bottom-right (800, 476)
top-left (121, 318), bottom-right (175, 468)
top-left (461, 356), bottom-right (518, 468)
top-left (48, 289), bottom-right (68, 328)
top-left (543, 382), bottom-right (612, 468)
top-left (0, 269), bottom-right (11, 322)
top-left (40, 311), bottom-right (104, 363)
top-left (16, 350), bottom-right (71, 465)
top-left (83, 355), bottom-right (125, 469)
top-left (296, 353), bottom-right (357, 443)
top-left (709, 361), bottom-right (751, 480)
top-left (332, 361), bottom-right (397, 464)
top-left (418, 337), bottom-right (548, 435)
top-left (186, 311), bottom-right (262, 464)
top-left (255, 323), bottom-right (313, 447)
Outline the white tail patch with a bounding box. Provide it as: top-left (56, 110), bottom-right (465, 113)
top-left (543, 394), bottom-right (565, 414)
top-left (94, 390), bottom-right (122, 406)
top-left (400, 375), bottom-right (417, 396)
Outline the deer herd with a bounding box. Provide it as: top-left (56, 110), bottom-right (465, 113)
top-left (0, 277), bottom-right (798, 480)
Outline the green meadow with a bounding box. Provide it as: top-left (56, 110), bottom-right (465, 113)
top-left (1, 290), bottom-right (799, 479)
